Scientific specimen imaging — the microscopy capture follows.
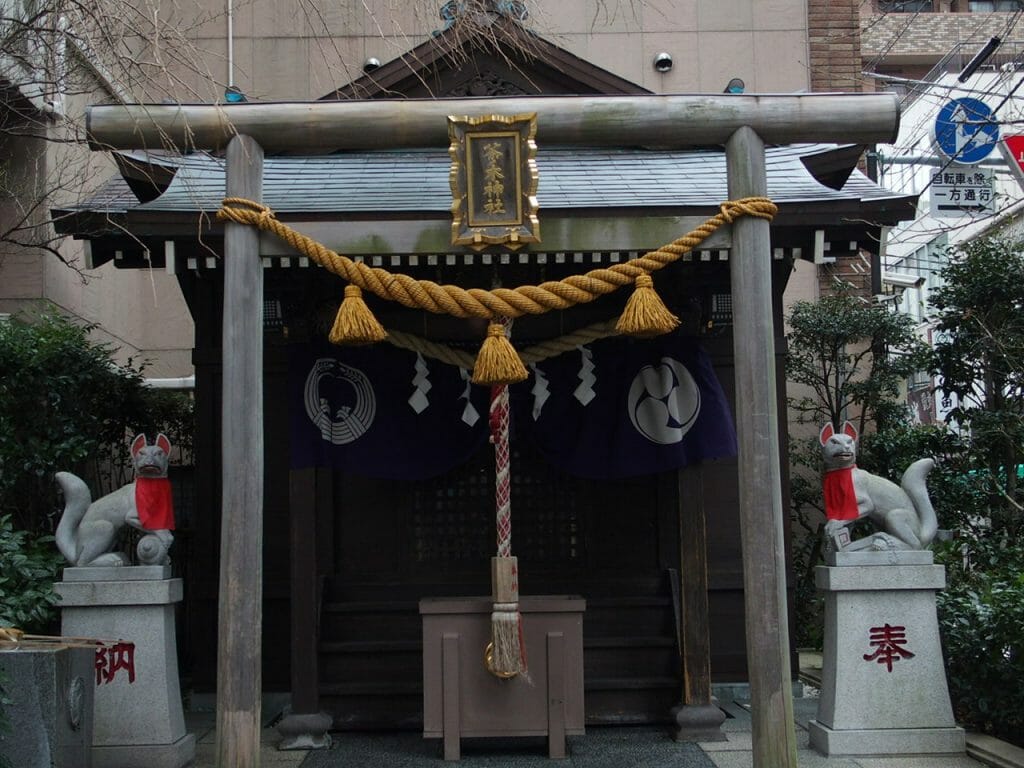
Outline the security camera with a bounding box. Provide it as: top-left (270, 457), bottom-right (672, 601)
top-left (363, 57), bottom-right (381, 73)
top-left (654, 52), bottom-right (673, 73)
top-left (881, 272), bottom-right (925, 289)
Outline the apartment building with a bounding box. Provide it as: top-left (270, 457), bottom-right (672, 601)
top-left (860, 1), bottom-right (1024, 422)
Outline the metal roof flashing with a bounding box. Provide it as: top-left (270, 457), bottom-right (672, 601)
top-left (52, 143), bottom-right (917, 269)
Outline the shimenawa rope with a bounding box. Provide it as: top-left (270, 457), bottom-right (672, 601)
top-left (216, 196), bottom-right (776, 384)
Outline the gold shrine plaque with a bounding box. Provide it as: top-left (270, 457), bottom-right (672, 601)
top-left (448, 113), bottom-right (540, 251)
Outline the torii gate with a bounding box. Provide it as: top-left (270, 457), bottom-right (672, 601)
top-left (87, 92), bottom-right (900, 768)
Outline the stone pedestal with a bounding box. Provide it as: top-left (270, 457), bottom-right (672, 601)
top-left (808, 551), bottom-right (965, 757)
top-left (670, 701), bottom-right (727, 742)
top-left (54, 566), bottom-right (195, 768)
top-left (277, 711), bottom-right (333, 750)
top-left (0, 646), bottom-right (94, 768)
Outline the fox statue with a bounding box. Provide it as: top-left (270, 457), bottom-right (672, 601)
top-left (819, 421), bottom-right (938, 552)
top-left (55, 433), bottom-right (176, 567)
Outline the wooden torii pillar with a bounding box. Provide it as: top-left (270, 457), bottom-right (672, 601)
top-left (87, 93), bottom-right (900, 768)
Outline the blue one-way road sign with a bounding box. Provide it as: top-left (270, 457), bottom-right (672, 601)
top-left (933, 97), bottom-right (1000, 165)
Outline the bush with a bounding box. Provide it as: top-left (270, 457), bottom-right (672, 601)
top-left (0, 514), bottom-right (63, 632)
top-left (858, 425), bottom-right (985, 529)
top-left (848, 424), bottom-right (1024, 744)
top-left (0, 312), bottom-right (142, 532)
top-left (936, 532), bottom-right (1024, 746)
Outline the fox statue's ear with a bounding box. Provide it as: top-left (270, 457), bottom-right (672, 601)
top-left (842, 421), bottom-right (858, 441)
top-left (155, 433), bottom-right (171, 455)
top-left (130, 433), bottom-right (148, 457)
top-left (819, 423), bottom-right (835, 446)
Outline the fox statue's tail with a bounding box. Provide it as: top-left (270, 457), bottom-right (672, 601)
top-left (901, 458), bottom-right (937, 548)
top-left (55, 471), bottom-right (91, 565)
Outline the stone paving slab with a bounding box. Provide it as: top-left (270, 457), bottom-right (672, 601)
top-left (297, 729), bottom-right (716, 768)
top-left (966, 733), bottom-right (1024, 768)
top-left (700, 696), bottom-right (990, 768)
top-left (183, 693), bottom-right (1013, 768)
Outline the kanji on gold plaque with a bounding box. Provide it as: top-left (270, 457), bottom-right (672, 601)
top-left (448, 113), bottom-right (539, 251)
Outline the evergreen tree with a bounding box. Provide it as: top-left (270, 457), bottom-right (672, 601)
top-left (930, 235), bottom-right (1024, 533)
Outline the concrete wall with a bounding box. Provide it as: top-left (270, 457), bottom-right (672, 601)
top-left (0, 89), bottom-right (194, 375)
top-left (0, 131), bottom-right (48, 307)
top-left (158, 0), bottom-right (809, 101)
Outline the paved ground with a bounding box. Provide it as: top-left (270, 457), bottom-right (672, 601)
top-left (297, 728), bottom-right (715, 768)
top-left (187, 692), bottom-right (992, 768)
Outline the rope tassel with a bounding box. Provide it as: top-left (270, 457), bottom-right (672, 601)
top-left (490, 607), bottom-right (526, 678)
top-left (489, 557), bottom-right (527, 678)
top-left (472, 322), bottom-right (528, 385)
top-left (329, 285), bottom-right (387, 345)
top-left (616, 273), bottom-right (680, 338)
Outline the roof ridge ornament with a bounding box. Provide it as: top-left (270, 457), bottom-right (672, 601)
top-left (440, 0), bottom-right (529, 25)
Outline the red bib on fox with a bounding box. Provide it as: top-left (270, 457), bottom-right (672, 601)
top-left (823, 466), bottom-right (859, 521)
top-left (135, 477), bottom-right (175, 530)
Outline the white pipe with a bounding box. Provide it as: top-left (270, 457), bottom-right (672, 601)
top-left (144, 376), bottom-right (195, 390)
top-left (227, 0), bottom-right (234, 89)
top-left (877, 153), bottom-right (1007, 168)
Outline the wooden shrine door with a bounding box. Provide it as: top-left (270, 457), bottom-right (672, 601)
top-left (320, 439), bottom-right (682, 728)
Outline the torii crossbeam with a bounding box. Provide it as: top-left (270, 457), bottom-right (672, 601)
top-left (87, 92), bottom-right (900, 768)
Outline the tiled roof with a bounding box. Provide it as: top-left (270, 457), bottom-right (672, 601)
top-left (69, 144), bottom-right (909, 217)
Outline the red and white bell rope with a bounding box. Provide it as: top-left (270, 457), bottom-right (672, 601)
top-left (491, 382), bottom-right (512, 558)
top-left (486, 319), bottom-right (526, 678)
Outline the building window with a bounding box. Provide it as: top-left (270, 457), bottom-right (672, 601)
top-left (878, 0), bottom-right (934, 11)
top-left (969, 1), bottom-right (1020, 9)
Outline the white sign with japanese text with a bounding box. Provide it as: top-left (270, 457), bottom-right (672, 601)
top-left (929, 164), bottom-right (995, 217)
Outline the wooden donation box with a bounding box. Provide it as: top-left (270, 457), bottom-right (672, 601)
top-left (420, 596), bottom-right (586, 760)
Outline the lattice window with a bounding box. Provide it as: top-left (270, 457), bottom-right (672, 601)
top-left (410, 441), bottom-right (582, 570)
top-left (411, 453), bottom-right (493, 566)
top-left (711, 293), bottom-right (733, 325)
top-left (511, 445), bottom-right (581, 566)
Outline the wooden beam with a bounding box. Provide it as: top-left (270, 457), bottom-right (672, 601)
top-left (726, 126), bottom-right (798, 768)
top-left (216, 134), bottom-right (264, 768)
top-left (86, 93), bottom-right (900, 152)
top-left (671, 465), bottom-right (726, 742)
top-left (255, 215), bottom-right (732, 257)
top-left (679, 466), bottom-right (713, 706)
top-left (288, 468), bottom-right (319, 713)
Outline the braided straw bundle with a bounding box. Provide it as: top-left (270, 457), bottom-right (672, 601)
top-left (217, 196), bottom-right (776, 384)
